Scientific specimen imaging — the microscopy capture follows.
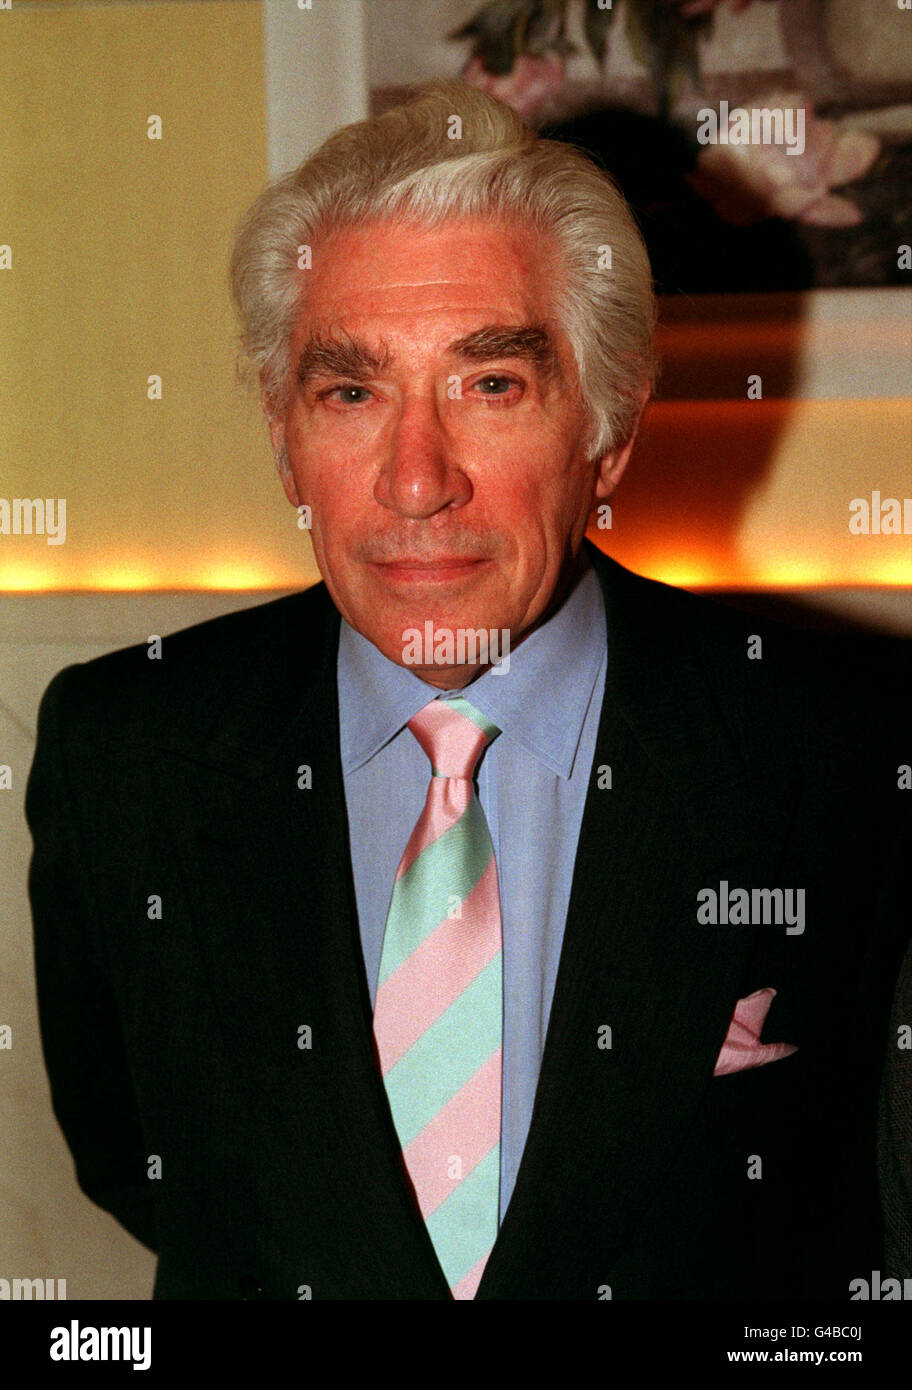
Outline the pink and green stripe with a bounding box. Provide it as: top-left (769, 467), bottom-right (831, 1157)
top-left (373, 695), bottom-right (504, 1299)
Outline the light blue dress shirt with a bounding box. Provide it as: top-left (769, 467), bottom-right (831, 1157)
top-left (337, 557), bottom-right (607, 1224)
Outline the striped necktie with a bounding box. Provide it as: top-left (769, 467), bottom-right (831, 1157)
top-left (373, 695), bottom-right (503, 1300)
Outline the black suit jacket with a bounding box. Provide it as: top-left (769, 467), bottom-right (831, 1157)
top-left (26, 544), bottom-right (909, 1299)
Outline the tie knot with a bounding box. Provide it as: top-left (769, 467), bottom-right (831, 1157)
top-left (407, 696), bottom-right (500, 780)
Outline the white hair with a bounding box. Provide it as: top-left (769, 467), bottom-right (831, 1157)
top-left (230, 81), bottom-right (657, 456)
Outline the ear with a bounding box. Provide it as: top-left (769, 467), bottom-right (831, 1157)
top-left (593, 389), bottom-right (650, 501)
top-left (261, 388), bottom-right (301, 508)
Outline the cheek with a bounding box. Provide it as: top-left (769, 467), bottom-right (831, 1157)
top-left (286, 438), bottom-right (367, 534)
top-left (483, 461), bottom-right (584, 547)
top-left (288, 399), bottom-right (388, 465)
top-left (294, 474), bottom-right (359, 582)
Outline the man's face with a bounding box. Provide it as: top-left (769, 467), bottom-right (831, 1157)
top-left (267, 217), bottom-right (631, 686)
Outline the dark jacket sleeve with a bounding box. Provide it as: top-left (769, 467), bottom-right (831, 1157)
top-left (25, 667), bottom-right (159, 1254)
top-left (880, 933), bottom-right (912, 1279)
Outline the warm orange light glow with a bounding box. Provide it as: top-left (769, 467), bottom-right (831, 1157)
top-left (861, 555), bottom-right (912, 588)
top-left (629, 553), bottom-right (722, 589)
top-left (0, 566), bottom-right (61, 592)
top-left (741, 556), bottom-right (844, 588)
top-left (1, 552), bottom-right (909, 594)
top-left (83, 564), bottom-right (164, 591)
top-left (661, 558), bottom-right (910, 590)
top-left (191, 563), bottom-right (281, 591)
top-left (0, 560), bottom-right (305, 593)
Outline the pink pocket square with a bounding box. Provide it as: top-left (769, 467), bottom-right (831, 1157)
top-left (713, 988), bottom-right (798, 1077)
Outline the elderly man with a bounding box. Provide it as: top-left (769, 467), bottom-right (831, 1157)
top-left (27, 82), bottom-right (907, 1301)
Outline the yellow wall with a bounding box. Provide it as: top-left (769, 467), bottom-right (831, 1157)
top-left (0, 0), bottom-right (320, 592)
top-left (597, 398), bottom-right (912, 588)
top-left (0, 3), bottom-right (909, 593)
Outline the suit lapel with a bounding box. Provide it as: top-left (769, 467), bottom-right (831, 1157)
top-left (154, 552), bottom-right (793, 1297)
top-left (158, 584), bottom-right (449, 1297)
top-left (479, 545), bottom-right (789, 1296)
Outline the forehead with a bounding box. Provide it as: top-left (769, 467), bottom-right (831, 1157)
top-left (292, 217), bottom-right (560, 346)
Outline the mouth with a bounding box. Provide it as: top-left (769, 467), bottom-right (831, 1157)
top-left (370, 557), bottom-right (491, 584)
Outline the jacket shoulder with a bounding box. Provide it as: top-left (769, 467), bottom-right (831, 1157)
top-left (589, 546), bottom-right (908, 758)
top-left (35, 584), bottom-right (337, 751)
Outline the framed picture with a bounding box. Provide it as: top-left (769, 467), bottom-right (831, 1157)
top-left (369, 0), bottom-right (912, 293)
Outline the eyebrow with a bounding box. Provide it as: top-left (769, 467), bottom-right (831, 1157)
top-left (295, 323), bottom-right (560, 390)
top-left (448, 324), bottom-right (559, 379)
top-left (296, 333), bottom-right (392, 389)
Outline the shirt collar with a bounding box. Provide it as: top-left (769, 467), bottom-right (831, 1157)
top-left (338, 554), bottom-right (606, 780)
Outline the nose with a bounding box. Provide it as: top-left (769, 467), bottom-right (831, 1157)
top-left (373, 394), bottom-right (472, 518)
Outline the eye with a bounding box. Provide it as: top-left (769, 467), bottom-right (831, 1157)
top-left (325, 384), bottom-right (372, 405)
top-left (474, 374), bottom-right (515, 396)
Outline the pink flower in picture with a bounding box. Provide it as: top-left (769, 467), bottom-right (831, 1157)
top-left (690, 92), bottom-right (881, 228)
